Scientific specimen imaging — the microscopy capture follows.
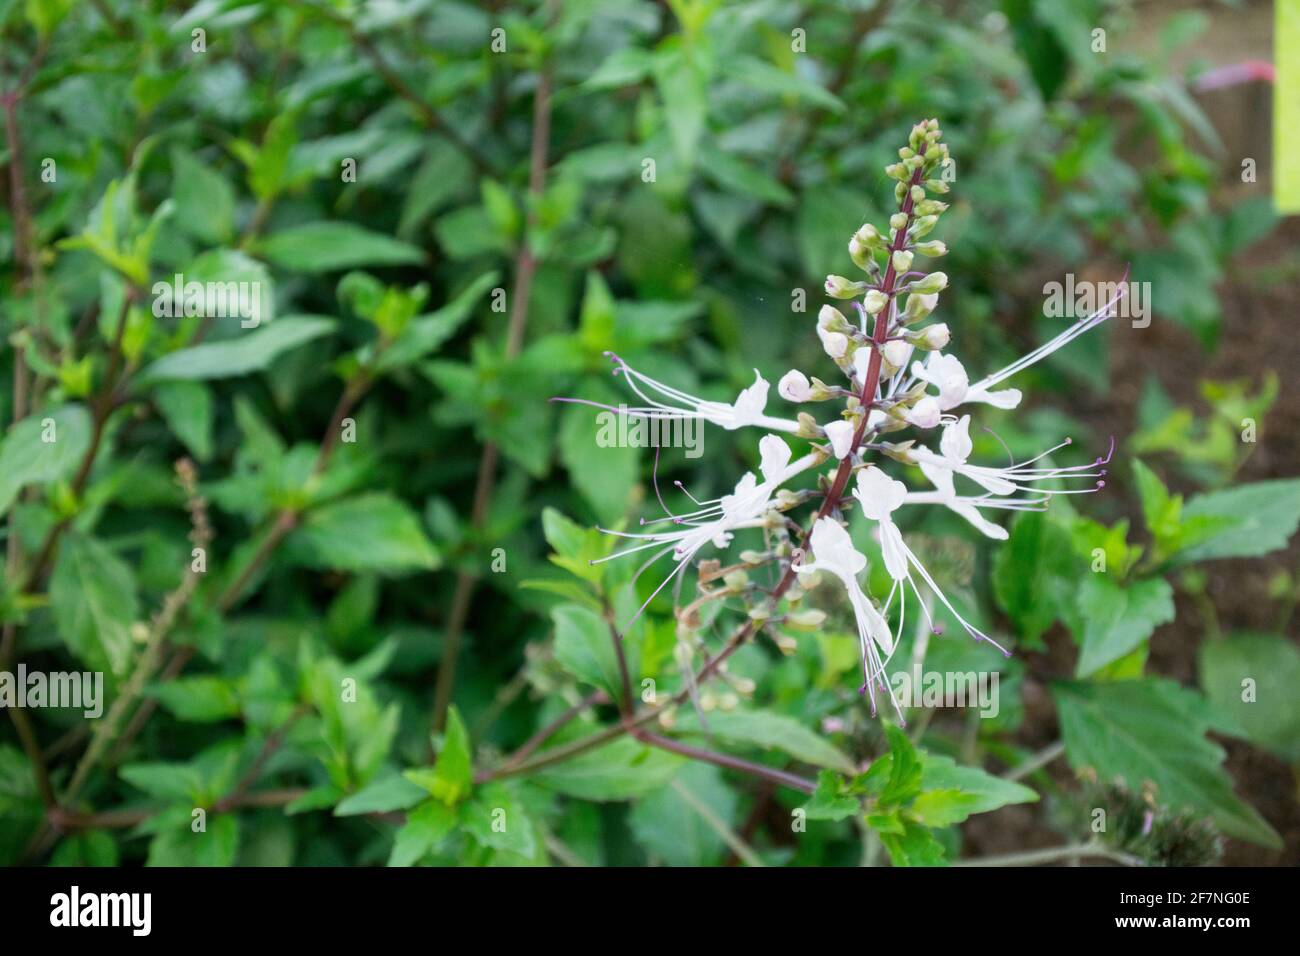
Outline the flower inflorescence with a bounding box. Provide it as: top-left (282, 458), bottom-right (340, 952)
top-left (562, 120), bottom-right (1122, 723)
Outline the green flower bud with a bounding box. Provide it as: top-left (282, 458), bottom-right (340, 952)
top-left (824, 275), bottom-right (868, 299)
top-left (911, 215), bottom-right (939, 239)
top-left (904, 322), bottom-right (950, 350)
top-left (908, 271), bottom-right (948, 294)
top-left (854, 222), bottom-right (883, 247)
top-left (915, 199), bottom-right (949, 216)
top-left (818, 304), bottom-right (851, 332)
top-left (785, 609), bottom-right (827, 631)
top-left (898, 146), bottom-right (915, 160)
top-left (891, 250), bottom-right (914, 273)
top-left (914, 240), bottom-right (947, 257)
top-left (910, 184), bottom-right (925, 204)
top-left (894, 181), bottom-right (907, 204)
top-left (923, 179), bottom-right (950, 194)
top-left (889, 212), bottom-right (908, 231)
top-left (903, 292), bottom-right (938, 324)
top-left (849, 235), bottom-right (873, 271)
top-left (884, 162), bottom-right (908, 181)
top-left (862, 289), bottom-right (889, 314)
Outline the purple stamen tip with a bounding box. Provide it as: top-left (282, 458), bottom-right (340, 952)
top-left (1096, 480), bottom-right (1106, 488)
top-left (1064, 436), bottom-right (1073, 445)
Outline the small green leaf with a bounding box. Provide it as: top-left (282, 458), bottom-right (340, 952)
top-left (289, 493), bottom-right (441, 573)
top-left (334, 774), bottom-right (427, 817)
top-left (255, 222), bottom-right (424, 273)
top-left (405, 707), bottom-right (473, 806)
top-left (50, 533), bottom-right (139, 676)
top-left (1074, 576), bottom-right (1175, 677)
top-left (139, 316), bottom-right (335, 382)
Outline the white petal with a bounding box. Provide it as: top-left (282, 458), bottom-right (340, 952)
top-left (824, 420), bottom-right (855, 459)
top-left (777, 369), bottom-right (812, 402)
top-left (939, 414), bottom-right (973, 462)
top-left (853, 465), bottom-right (907, 521)
top-left (758, 434), bottom-right (793, 483)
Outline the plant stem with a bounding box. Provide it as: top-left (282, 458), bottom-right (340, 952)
top-left (955, 840), bottom-right (1145, 867)
top-left (1003, 740), bottom-right (1066, 782)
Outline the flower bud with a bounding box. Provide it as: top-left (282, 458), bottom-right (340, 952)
top-left (821, 330), bottom-right (848, 359)
top-left (914, 240), bottom-right (947, 257)
top-left (884, 162), bottom-right (908, 181)
top-left (891, 250), bottom-right (914, 273)
top-left (825, 275), bottom-right (867, 299)
top-left (818, 304), bottom-right (850, 332)
top-left (910, 184), bottom-right (925, 204)
top-left (906, 322), bottom-right (950, 350)
top-left (905, 396), bottom-right (941, 429)
top-left (778, 369), bottom-right (812, 402)
top-left (898, 146), bottom-right (915, 160)
top-left (848, 236), bottom-right (873, 271)
top-left (914, 199), bottom-right (948, 216)
top-left (785, 609), bottom-right (827, 631)
top-left (894, 181), bottom-right (908, 204)
top-left (908, 271), bottom-right (948, 294)
top-left (903, 292), bottom-right (938, 323)
top-left (882, 339), bottom-right (913, 370)
top-left (889, 212), bottom-right (908, 231)
top-left (909, 217), bottom-right (941, 239)
top-left (862, 289), bottom-right (889, 315)
top-left (923, 179), bottom-right (950, 194)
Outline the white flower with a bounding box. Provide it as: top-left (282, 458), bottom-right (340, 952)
top-left (911, 414), bottom-right (1110, 504)
top-left (555, 354), bottom-right (802, 435)
top-left (794, 517), bottom-right (900, 719)
top-left (904, 395), bottom-right (942, 429)
top-left (911, 352), bottom-right (1022, 411)
top-left (852, 466), bottom-right (1010, 658)
top-left (595, 439), bottom-right (820, 628)
top-left (823, 420), bottom-right (856, 459)
top-left (778, 369), bottom-right (813, 402)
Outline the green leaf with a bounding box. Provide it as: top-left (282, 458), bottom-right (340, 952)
top-left (678, 709), bottom-right (856, 774)
top-left (557, 384), bottom-right (639, 526)
top-left (913, 754), bottom-right (1038, 826)
top-left (721, 55), bottom-right (846, 113)
top-left (461, 782), bottom-right (538, 858)
top-left (119, 763), bottom-right (201, 802)
top-left (541, 507), bottom-right (610, 585)
top-left (992, 509), bottom-right (1078, 646)
top-left (802, 770), bottom-right (860, 821)
top-left (289, 493), bottom-right (441, 573)
top-left (0, 404), bottom-right (92, 518)
top-left (334, 774), bottom-right (427, 817)
top-left (49, 533), bottom-right (139, 675)
top-left (877, 819), bottom-right (947, 867)
top-left (153, 380), bottom-right (214, 462)
top-left (405, 707), bottom-right (473, 806)
top-left (149, 676), bottom-right (241, 723)
top-left (1173, 479), bottom-right (1300, 564)
top-left (1074, 576), bottom-right (1175, 677)
top-left (139, 316), bottom-right (335, 382)
top-left (171, 148), bottom-right (235, 244)
top-left (629, 763), bottom-right (737, 866)
top-left (1053, 679), bottom-right (1281, 847)
top-left (552, 604), bottom-right (630, 698)
top-left (146, 812), bottom-right (239, 867)
top-left (388, 799), bottom-right (458, 866)
top-left (254, 222), bottom-right (425, 273)
top-left (374, 271), bottom-right (499, 373)
top-left (1198, 633), bottom-right (1300, 762)
top-left (532, 735), bottom-right (683, 801)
